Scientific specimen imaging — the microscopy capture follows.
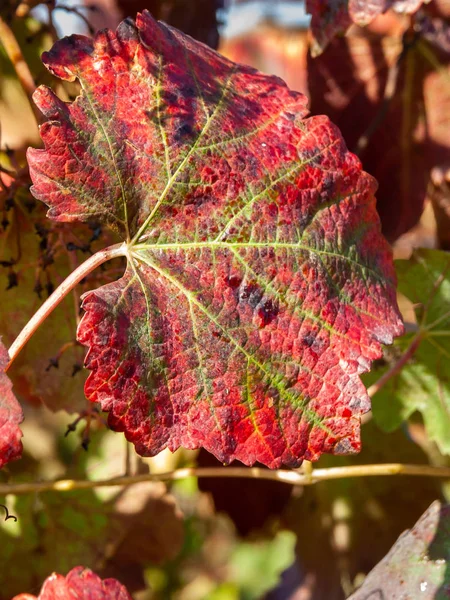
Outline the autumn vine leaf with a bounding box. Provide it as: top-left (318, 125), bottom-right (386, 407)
top-left (12, 566), bottom-right (132, 600)
top-left (0, 340), bottom-right (23, 468)
top-left (27, 11), bottom-right (403, 468)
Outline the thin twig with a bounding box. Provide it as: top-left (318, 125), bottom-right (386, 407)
top-left (62, 231), bottom-right (84, 328)
top-left (53, 5), bottom-right (96, 35)
top-left (1, 463), bottom-right (450, 496)
top-left (124, 439), bottom-right (132, 476)
top-left (6, 242), bottom-right (127, 370)
top-left (367, 332), bottom-right (422, 398)
top-left (0, 16), bottom-right (40, 125)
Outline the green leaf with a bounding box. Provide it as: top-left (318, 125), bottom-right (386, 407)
top-left (370, 248), bottom-right (450, 454)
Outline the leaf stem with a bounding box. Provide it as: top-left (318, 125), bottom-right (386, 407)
top-left (367, 332), bottom-right (422, 398)
top-left (0, 16), bottom-right (41, 125)
top-left (6, 242), bottom-right (127, 370)
top-left (1, 463), bottom-right (450, 496)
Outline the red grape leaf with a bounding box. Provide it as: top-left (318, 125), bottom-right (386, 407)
top-left (308, 24), bottom-right (450, 241)
top-left (28, 11), bottom-right (403, 468)
top-left (0, 340), bottom-right (23, 468)
top-left (306, 0), bottom-right (427, 55)
top-left (12, 566), bottom-right (132, 600)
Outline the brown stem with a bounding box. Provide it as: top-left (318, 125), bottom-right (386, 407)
top-left (53, 5), bottom-right (96, 36)
top-left (0, 16), bottom-right (40, 125)
top-left (6, 242), bottom-right (127, 370)
top-left (367, 332), bottom-right (422, 398)
top-left (1, 463), bottom-right (450, 496)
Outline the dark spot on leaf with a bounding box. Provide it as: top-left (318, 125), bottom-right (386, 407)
top-left (256, 298), bottom-right (279, 327)
top-left (302, 334), bottom-right (315, 347)
top-left (182, 85), bottom-right (197, 98)
top-left (178, 123), bottom-right (194, 138)
top-left (240, 282), bottom-right (263, 308)
top-left (226, 274), bottom-right (241, 289)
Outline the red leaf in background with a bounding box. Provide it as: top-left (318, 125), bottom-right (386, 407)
top-left (308, 17), bottom-right (450, 241)
top-left (28, 12), bottom-right (403, 468)
top-left (305, 0), bottom-right (352, 56)
top-left (0, 341), bottom-right (23, 468)
top-left (306, 0), bottom-right (426, 55)
top-left (349, 1), bottom-right (426, 25)
top-left (12, 566), bottom-right (132, 600)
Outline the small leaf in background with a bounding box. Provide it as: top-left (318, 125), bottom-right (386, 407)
top-left (102, 481), bottom-right (184, 592)
top-left (0, 16), bottom-right (53, 149)
top-left (306, 0), bottom-right (427, 55)
top-left (11, 566), bottom-right (132, 600)
top-left (370, 248), bottom-right (450, 454)
top-left (0, 340), bottom-right (23, 468)
top-left (28, 11), bottom-right (403, 468)
top-left (349, 500), bottom-right (450, 599)
top-left (0, 489), bottom-right (114, 597)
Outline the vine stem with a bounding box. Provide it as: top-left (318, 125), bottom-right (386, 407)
top-left (367, 332), bottom-right (422, 398)
top-left (0, 16), bottom-right (41, 124)
top-left (6, 243), bottom-right (127, 371)
top-left (1, 463), bottom-right (450, 496)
